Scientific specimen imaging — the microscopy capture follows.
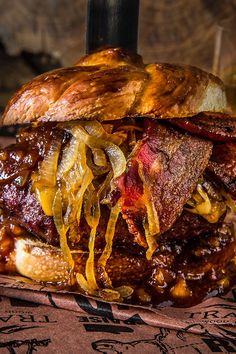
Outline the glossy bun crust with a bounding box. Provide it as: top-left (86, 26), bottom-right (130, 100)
top-left (2, 48), bottom-right (226, 125)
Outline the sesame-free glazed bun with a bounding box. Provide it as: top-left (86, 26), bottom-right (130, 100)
top-left (2, 48), bottom-right (227, 125)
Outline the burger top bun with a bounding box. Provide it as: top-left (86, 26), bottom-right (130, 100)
top-left (1, 48), bottom-right (227, 126)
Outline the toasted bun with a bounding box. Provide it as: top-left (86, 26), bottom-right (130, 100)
top-left (14, 239), bottom-right (70, 283)
top-left (2, 48), bottom-right (227, 126)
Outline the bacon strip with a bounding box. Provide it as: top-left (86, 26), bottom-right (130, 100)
top-left (117, 120), bottom-right (213, 246)
top-left (170, 113), bottom-right (236, 142)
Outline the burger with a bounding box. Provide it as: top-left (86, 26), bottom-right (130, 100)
top-left (0, 47), bottom-right (235, 307)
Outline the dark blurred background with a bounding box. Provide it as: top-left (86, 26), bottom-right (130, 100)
top-left (0, 0), bottom-right (236, 143)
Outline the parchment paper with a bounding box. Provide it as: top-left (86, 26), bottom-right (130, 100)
top-left (0, 274), bottom-right (235, 353)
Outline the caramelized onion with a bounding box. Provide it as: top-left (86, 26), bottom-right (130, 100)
top-left (57, 135), bottom-right (80, 177)
top-left (86, 150), bottom-right (110, 176)
top-left (99, 288), bottom-right (121, 301)
top-left (32, 120), bottom-right (130, 296)
top-left (137, 161), bottom-right (159, 259)
top-left (76, 224), bottom-right (99, 293)
top-left (35, 187), bottom-right (56, 217)
top-left (32, 139), bottom-right (61, 216)
top-left (52, 189), bottom-right (74, 270)
top-left (98, 203), bottom-right (120, 287)
top-left (80, 173), bottom-right (114, 292)
top-left (76, 184), bottom-right (100, 293)
top-left (186, 183), bottom-right (226, 223)
top-left (115, 285), bottom-right (134, 298)
top-left (35, 139), bottom-right (61, 187)
top-left (83, 120), bottom-right (127, 146)
top-left (62, 143), bottom-right (93, 243)
top-left (75, 168), bottom-right (94, 226)
top-left (64, 123), bottom-right (126, 179)
top-left (92, 148), bottom-right (107, 167)
top-left (99, 286), bottom-right (133, 302)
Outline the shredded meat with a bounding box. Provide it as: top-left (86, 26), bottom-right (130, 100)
top-left (0, 178), bottom-right (224, 249)
top-left (0, 120), bottom-right (229, 253)
top-left (0, 121), bottom-right (220, 250)
top-left (207, 143), bottom-right (236, 197)
top-left (161, 210), bottom-right (225, 241)
top-left (0, 182), bottom-right (58, 245)
top-left (0, 124), bottom-right (64, 245)
top-left (117, 120), bottom-right (213, 245)
top-left (0, 120), bottom-right (235, 307)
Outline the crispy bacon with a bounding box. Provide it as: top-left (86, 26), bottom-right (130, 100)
top-left (117, 120), bottom-right (213, 245)
top-left (170, 113), bottom-right (236, 142)
top-left (207, 143), bottom-right (236, 197)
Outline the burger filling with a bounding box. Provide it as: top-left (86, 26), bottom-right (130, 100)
top-left (0, 117), bottom-right (236, 306)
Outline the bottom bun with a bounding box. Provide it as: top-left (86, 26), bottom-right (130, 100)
top-left (15, 239), bottom-right (71, 283)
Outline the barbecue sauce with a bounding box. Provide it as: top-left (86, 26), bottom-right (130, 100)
top-left (0, 122), bottom-right (235, 307)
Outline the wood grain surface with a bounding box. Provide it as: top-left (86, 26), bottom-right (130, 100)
top-left (0, 0), bottom-right (235, 69)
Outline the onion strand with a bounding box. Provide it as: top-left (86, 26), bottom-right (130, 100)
top-left (32, 139), bottom-right (61, 216)
top-left (98, 203), bottom-right (120, 287)
top-left (32, 120), bottom-right (129, 296)
top-left (53, 189), bottom-right (74, 270)
top-left (137, 160), bottom-right (159, 259)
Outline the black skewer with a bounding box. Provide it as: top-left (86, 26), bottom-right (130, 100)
top-left (86, 0), bottom-right (140, 54)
